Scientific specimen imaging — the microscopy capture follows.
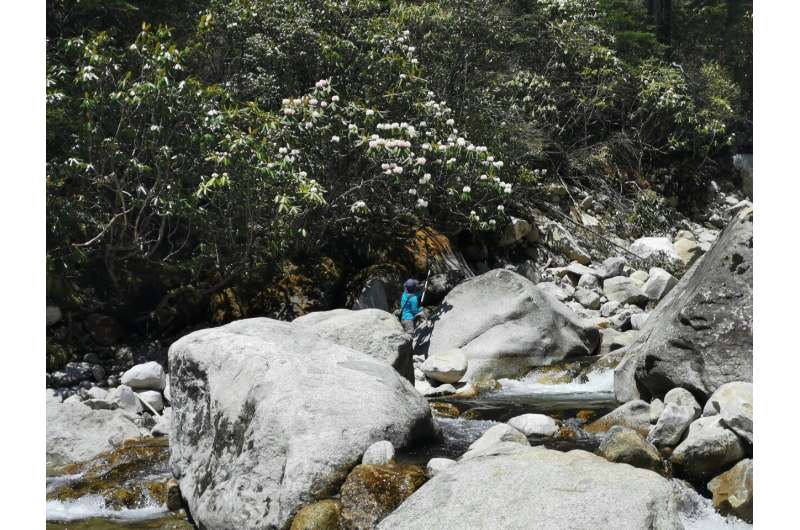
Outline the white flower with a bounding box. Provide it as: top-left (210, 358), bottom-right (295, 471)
top-left (283, 108), bottom-right (295, 115)
top-left (487, 156), bottom-right (495, 162)
top-left (467, 144), bottom-right (475, 151)
top-left (463, 186), bottom-right (471, 193)
top-left (331, 95), bottom-right (340, 102)
top-left (309, 186), bottom-right (317, 193)
top-left (456, 137), bottom-right (466, 147)
top-left (446, 118), bottom-right (455, 126)
top-left (489, 219), bottom-right (496, 226)
top-left (291, 149), bottom-right (300, 156)
top-left (309, 98), bottom-right (319, 106)
top-left (422, 143), bottom-right (431, 150)
top-left (403, 30), bottom-right (410, 36)
top-left (304, 122), bottom-right (313, 129)
top-left (416, 157), bottom-right (426, 165)
top-left (497, 204), bottom-right (505, 212)
top-left (299, 171), bottom-right (308, 178)
top-left (366, 109), bottom-right (375, 116)
top-left (423, 173), bottom-right (432, 180)
top-left (279, 147), bottom-right (288, 154)
top-left (320, 101), bottom-right (328, 108)
top-left (315, 79), bottom-right (329, 88)
top-left (393, 166), bottom-right (404, 174)
top-left (447, 158), bottom-right (456, 165)
top-left (348, 123), bottom-right (358, 132)
top-left (411, 58), bottom-right (418, 65)
top-left (470, 210), bottom-right (476, 215)
top-left (408, 188), bottom-right (417, 195)
top-left (419, 121), bottom-right (427, 127)
top-left (480, 174), bottom-right (487, 180)
top-left (409, 46), bottom-right (416, 52)
top-left (493, 161), bottom-right (504, 168)
top-left (416, 198), bottom-right (428, 208)
top-left (351, 200), bottom-right (367, 213)
top-left (331, 136), bottom-right (340, 143)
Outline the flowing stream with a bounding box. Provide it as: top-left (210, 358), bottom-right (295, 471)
top-left (46, 367), bottom-right (751, 528)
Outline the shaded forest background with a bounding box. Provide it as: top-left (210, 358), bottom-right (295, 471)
top-left (46, 0), bottom-right (752, 367)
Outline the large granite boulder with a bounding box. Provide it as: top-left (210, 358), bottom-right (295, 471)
top-left (46, 399), bottom-right (143, 467)
top-left (168, 318), bottom-right (435, 530)
top-left (377, 446), bottom-right (682, 530)
top-left (614, 209), bottom-right (753, 402)
top-left (415, 269), bottom-right (599, 381)
top-left (294, 308), bottom-right (414, 383)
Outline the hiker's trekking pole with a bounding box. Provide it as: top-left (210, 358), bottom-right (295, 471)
top-left (419, 263), bottom-right (432, 306)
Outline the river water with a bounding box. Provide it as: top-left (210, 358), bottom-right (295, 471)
top-left (46, 367), bottom-right (751, 529)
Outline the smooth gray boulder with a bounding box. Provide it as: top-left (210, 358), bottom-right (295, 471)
top-left (362, 441), bottom-right (395, 465)
top-left (168, 318), bottom-right (434, 530)
top-left (426, 458), bottom-right (455, 477)
top-left (671, 416), bottom-right (745, 480)
top-left (294, 308), bottom-right (413, 383)
top-left (603, 277), bottom-right (648, 306)
top-left (461, 424), bottom-right (529, 461)
top-left (702, 381), bottom-right (753, 444)
top-left (415, 269), bottom-right (599, 381)
top-left (106, 384), bottom-right (142, 414)
top-left (121, 361), bottom-right (166, 391)
top-left (136, 390), bottom-right (165, 413)
top-left (507, 414), bottom-right (558, 437)
top-left (617, 209), bottom-right (753, 401)
top-left (585, 400), bottom-right (651, 436)
top-left (46, 400), bottom-right (142, 466)
top-left (419, 348), bottom-right (468, 384)
top-left (647, 402), bottom-right (698, 448)
top-left (378, 446), bottom-right (682, 530)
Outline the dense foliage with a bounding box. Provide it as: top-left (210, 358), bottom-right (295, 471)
top-left (46, 0), bottom-right (752, 345)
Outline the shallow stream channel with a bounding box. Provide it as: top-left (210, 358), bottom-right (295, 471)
top-left (46, 365), bottom-right (751, 529)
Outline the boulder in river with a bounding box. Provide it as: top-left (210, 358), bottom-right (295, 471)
top-left (615, 209), bottom-right (753, 402)
top-left (362, 440), bottom-right (395, 466)
top-left (419, 348), bottom-right (468, 384)
top-left (340, 464), bottom-right (426, 530)
top-left (168, 318), bottom-right (435, 530)
top-left (377, 446), bottom-right (682, 530)
top-left (507, 413), bottom-right (559, 437)
top-left (599, 426), bottom-right (663, 472)
top-left (670, 416), bottom-right (745, 481)
top-left (294, 308), bottom-right (414, 383)
top-left (707, 459), bottom-right (753, 523)
top-left (46, 399), bottom-right (143, 467)
top-left (290, 499), bottom-right (342, 530)
top-left (585, 400), bottom-right (651, 436)
top-left (461, 423), bottom-right (529, 460)
top-left (425, 458), bottom-right (456, 477)
top-left (416, 269), bottom-right (599, 381)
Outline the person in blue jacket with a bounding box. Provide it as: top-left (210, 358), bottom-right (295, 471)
top-left (400, 278), bottom-right (424, 332)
